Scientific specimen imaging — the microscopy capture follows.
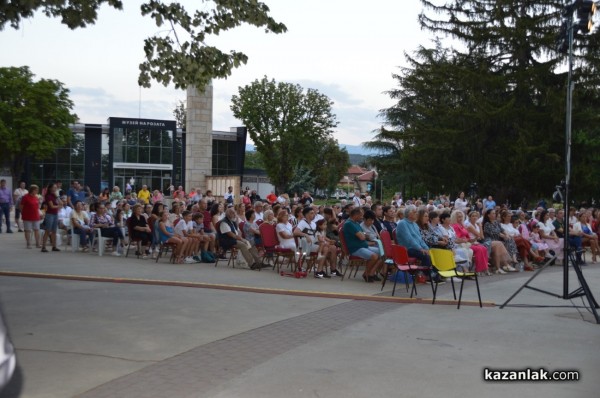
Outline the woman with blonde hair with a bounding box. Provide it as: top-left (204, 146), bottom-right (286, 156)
top-left (451, 210), bottom-right (489, 275)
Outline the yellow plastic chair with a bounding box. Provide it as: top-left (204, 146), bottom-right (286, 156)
top-left (429, 248), bottom-right (482, 309)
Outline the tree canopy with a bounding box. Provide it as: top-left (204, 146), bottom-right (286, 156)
top-left (367, 0), bottom-right (600, 205)
top-left (231, 76), bottom-right (349, 193)
top-left (0, 66), bottom-right (77, 183)
top-left (0, 1), bottom-right (287, 90)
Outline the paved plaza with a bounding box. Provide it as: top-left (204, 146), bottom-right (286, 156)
top-left (0, 229), bottom-right (598, 398)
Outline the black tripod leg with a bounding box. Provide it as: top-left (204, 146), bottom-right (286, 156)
top-left (499, 258), bottom-right (557, 309)
top-left (569, 257), bottom-right (600, 323)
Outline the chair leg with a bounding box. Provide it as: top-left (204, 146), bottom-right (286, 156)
top-left (450, 277), bottom-right (457, 300)
top-left (380, 270), bottom-right (388, 291)
top-left (410, 277), bottom-right (418, 298)
top-left (432, 281), bottom-right (438, 305)
top-left (155, 245), bottom-right (162, 263)
top-left (458, 279), bottom-right (466, 309)
top-left (475, 275), bottom-right (482, 308)
top-left (341, 260), bottom-right (350, 281)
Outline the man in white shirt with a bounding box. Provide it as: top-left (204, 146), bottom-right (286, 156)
top-left (13, 181), bottom-right (28, 232)
top-left (57, 196), bottom-right (73, 230)
top-left (224, 186), bottom-right (234, 205)
top-left (352, 190), bottom-right (362, 207)
top-left (294, 207), bottom-right (341, 276)
top-left (253, 201), bottom-right (264, 221)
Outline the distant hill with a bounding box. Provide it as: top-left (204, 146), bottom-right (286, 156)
top-left (339, 144), bottom-right (377, 156)
top-left (245, 143), bottom-right (376, 156)
top-left (349, 154), bottom-right (368, 166)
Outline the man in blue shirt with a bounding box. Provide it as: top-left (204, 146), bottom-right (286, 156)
top-left (67, 181), bottom-right (86, 207)
top-left (343, 208), bottom-right (383, 283)
top-left (483, 195), bottom-right (496, 211)
top-left (395, 205), bottom-right (439, 281)
top-left (0, 179), bottom-right (14, 233)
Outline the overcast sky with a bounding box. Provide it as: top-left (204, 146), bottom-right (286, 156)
top-left (0, 0), bottom-right (436, 146)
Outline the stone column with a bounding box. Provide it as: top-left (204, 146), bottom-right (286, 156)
top-left (185, 84), bottom-right (213, 191)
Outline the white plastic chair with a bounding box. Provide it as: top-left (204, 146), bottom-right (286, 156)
top-left (95, 228), bottom-right (111, 256)
top-left (65, 218), bottom-right (81, 252)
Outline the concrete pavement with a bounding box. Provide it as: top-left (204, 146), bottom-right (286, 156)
top-left (0, 230), bottom-right (598, 397)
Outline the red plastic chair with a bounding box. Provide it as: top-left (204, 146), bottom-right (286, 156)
top-left (338, 223), bottom-right (367, 281)
top-left (214, 220), bottom-right (238, 268)
top-left (259, 223), bottom-right (295, 272)
top-left (390, 244), bottom-right (431, 297)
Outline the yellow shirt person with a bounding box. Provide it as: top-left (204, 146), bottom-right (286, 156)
top-left (137, 186), bottom-right (151, 204)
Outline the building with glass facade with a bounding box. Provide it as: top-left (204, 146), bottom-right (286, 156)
top-left (25, 117), bottom-right (246, 194)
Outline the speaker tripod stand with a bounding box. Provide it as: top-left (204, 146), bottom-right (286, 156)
top-left (500, 248), bottom-right (599, 324)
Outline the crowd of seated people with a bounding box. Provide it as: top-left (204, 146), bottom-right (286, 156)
top-left (6, 181), bottom-right (600, 288)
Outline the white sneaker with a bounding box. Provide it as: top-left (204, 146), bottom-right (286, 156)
top-left (504, 265), bottom-right (518, 272)
top-left (184, 256), bottom-right (195, 264)
top-left (112, 251), bottom-right (121, 257)
top-left (496, 268), bottom-right (507, 275)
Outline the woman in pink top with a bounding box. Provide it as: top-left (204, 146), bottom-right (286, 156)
top-left (450, 210), bottom-right (489, 276)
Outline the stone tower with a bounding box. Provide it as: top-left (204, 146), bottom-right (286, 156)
top-left (185, 84), bottom-right (213, 191)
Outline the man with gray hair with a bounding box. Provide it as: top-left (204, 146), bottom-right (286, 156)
top-left (219, 208), bottom-right (262, 269)
top-left (395, 205), bottom-right (438, 280)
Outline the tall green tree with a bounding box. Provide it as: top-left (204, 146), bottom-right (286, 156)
top-left (0, 1), bottom-right (287, 90)
top-left (0, 66), bottom-right (77, 183)
top-left (313, 137), bottom-right (350, 195)
top-left (369, 0), bottom-right (600, 204)
top-left (173, 100), bottom-right (186, 129)
top-left (230, 77), bottom-right (339, 193)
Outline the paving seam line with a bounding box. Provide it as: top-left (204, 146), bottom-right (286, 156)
top-left (0, 270), bottom-right (495, 307)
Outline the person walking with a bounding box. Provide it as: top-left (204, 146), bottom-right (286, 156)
top-left (0, 179), bottom-right (13, 233)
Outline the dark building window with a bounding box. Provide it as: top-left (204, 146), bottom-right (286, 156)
top-left (212, 139), bottom-right (237, 176)
top-left (31, 133), bottom-right (85, 188)
top-left (113, 128), bottom-right (174, 165)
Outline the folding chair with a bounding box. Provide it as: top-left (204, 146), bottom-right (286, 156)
top-left (125, 218), bottom-right (142, 258)
top-left (429, 248), bottom-right (482, 309)
top-left (95, 228), bottom-right (111, 257)
top-left (389, 245), bottom-right (431, 297)
top-left (380, 230), bottom-right (427, 296)
top-left (214, 220), bottom-right (238, 268)
top-left (259, 223), bottom-right (295, 272)
top-left (154, 220), bottom-right (177, 263)
top-left (338, 223), bottom-right (367, 281)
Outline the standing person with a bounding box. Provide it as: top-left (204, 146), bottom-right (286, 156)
top-left (67, 181), bottom-right (86, 207)
top-left (242, 190), bottom-right (252, 209)
top-left (224, 186), bottom-right (234, 205)
top-left (13, 181), bottom-right (28, 232)
top-left (109, 186), bottom-right (123, 207)
top-left (137, 185), bottom-right (151, 205)
top-left (483, 195), bottom-right (496, 211)
top-left (299, 191), bottom-right (313, 207)
top-left (454, 191), bottom-right (469, 214)
top-left (20, 185), bottom-right (41, 248)
top-left (352, 190), bottom-right (362, 207)
top-left (0, 179), bottom-right (14, 233)
top-left (40, 183), bottom-right (61, 252)
top-left (151, 190), bottom-right (163, 204)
